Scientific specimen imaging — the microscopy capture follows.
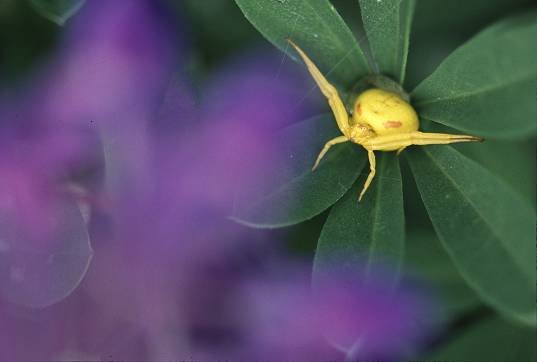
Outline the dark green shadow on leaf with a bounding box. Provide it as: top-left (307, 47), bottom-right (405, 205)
top-left (407, 146), bottom-right (535, 326)
top-left (405, 229), bottom-right (480, 318)
top-left (411, 11), bottom-right (537, 139)
top-left (429, 316), bottom-right (536, 361)
top-left (234, 0), bottom-right (372, 89)
top-left (29, 0), bottom-right (86, 26)
top-left (405, 0), bottom-right (535, 90)
top-left (313, 153), bottom-right (404, 288)
top-left (231, 114), bottom-right (366, 228)
top-left (359, 0), bottom-right (416, 84)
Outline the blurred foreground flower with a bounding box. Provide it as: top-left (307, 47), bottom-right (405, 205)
top-left (229, 265), bottom-right (440, 361)
top-left (0, 0), bottom-right (441, 360)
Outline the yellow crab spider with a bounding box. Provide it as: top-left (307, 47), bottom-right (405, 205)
top-left (288, 40), bottom-right (482, 201)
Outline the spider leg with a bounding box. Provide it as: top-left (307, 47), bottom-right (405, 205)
top-left (364, 131), bottom-right (482, 151)
top-left (288, 39), bottom-right (351, 137)
top-left (358, 150), bottom-right (376, 202)
top-left (312, 136), bottom-right (349, 171)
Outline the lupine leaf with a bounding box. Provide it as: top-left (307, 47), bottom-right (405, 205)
top-left (405, 230), bottom-right (480, 317)
top-left (359, 0), bottom-right (416, 84)
top-left (454, 138), bottom-right (536, 202)
top-left (29, 0), bottom-right (86, 25)
top-left (234, 0), bottom-right (372, 89)
top-left (406, 0), bottom-right (535, 89)
top-left (0, 199), bottom-right (92, 308)
top-left (231, 114), bottom-right (366, 228)
top-left (429, 316), bottom-right (537, 361)
top-left (313, 153), bottom-right (404, 287)
top-left (407, 146), bottom-right (535, 325)
top-left (411, 11), bottom-right (537, 138)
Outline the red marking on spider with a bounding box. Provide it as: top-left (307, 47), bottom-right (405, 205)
top-left (383, 120), bottom-right (402, 128)
top-left (355, 102), bottom-right (362, 115)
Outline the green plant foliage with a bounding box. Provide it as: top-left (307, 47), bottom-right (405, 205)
top-left (429, 316), bottom-right (536, 361)
top-left (406, 0), bottom-right (535, 89)
top-left (454, 138), bottom-right (536, 202)
top-left (235, 0), bottom-right (537, 331)
top-left (28, 0), bottom-right (85, 25)
top-left (412, 11), bottom-right (537, 139)
top-left (234, 0), bottom-right (371, 89)
top-left (231, 115), bottom-right (366, 228)
top-left (405, 230), bottom-right (480, 317)
top-left (0, 199), bottom-right (92, 308)
top-left (359, 0), bottom-right (415, 83)
top-left (313, 154), bottom-right (404, 287)
top-left (183, 0), bottom-right (259, 66)
top-left (407, 146), bottom-right (535, 325)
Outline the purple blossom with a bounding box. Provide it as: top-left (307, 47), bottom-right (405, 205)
top-left (239, 267), bottom-right (440, 361)
top-left (0, 1), bottom-right (442, 360)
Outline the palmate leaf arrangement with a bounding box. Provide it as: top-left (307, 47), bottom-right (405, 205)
top-left (233, 0), bottom-right (536, 328)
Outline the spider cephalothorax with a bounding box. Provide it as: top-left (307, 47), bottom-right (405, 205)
top-left (289, 40), bottom-right (482, 201)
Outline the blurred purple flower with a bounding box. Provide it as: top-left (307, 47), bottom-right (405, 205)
top-left (240, 267), bottom-right (439, 361)
top-left (38, 0), bottom-right (176, 124)
top-left (0, 0), bottom-right (441, 360)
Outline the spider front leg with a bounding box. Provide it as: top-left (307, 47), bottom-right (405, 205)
top-left (312, 135), bottom-right (349, 171)
top-left (358, 150), bottom-right (376, 201)
top-left (288, 39), bottom-right (351, 138)
top-left (364, 131), bottom-right (482, 151)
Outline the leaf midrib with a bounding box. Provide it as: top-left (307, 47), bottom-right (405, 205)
top-left (413, 69), bottom-right (533, 107)
top-left (364, 156), bottom-right (386, 279)
top-left (397, 0), bottom-right (414, 83)
top-left (302, 0), bottom-right (369, 74)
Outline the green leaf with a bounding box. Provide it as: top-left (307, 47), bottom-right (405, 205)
top-left (231, 114), bottom-right (366, 228)
top-left (0, 198), bottom-right (93, 308)
top-left (29, 0), bottom-right (85, 26)
top-left (406, 0), bottom-right (535, 90)
top-left (411, 11), bottom-right (537, 138)
top-left (405, 230), bottom-right (480, 317)
top-left (359, 0), bottom-right (416, 84)
top-left (429, 316), bottom-right (536, 361)
top-left (313, 153), bottom-right (404, 287)
top-left (407, 146), bottom-right (535, 326)
top-left (454, 138), bottom-right (536, 202)
top-left (234, 0), bottom-right (371, 89)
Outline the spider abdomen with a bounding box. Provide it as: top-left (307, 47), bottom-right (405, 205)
top-left (352, 88), bottom-right (419, 137)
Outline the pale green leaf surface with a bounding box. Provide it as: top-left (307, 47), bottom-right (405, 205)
top-left (232, 114), bottom-right (366, 228)
top-left (359, 0), bottom-right (416, 83)
top-left (313, 153), bottom-right (404, 287)
top-left (412, 11), bottom-right (537, 138)
top-left (29, 0), bottom-right (86, 25)
top-left (234, 0), bottom-right (371, 89)
top-left (407, 146), bottom-right (536, 326)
